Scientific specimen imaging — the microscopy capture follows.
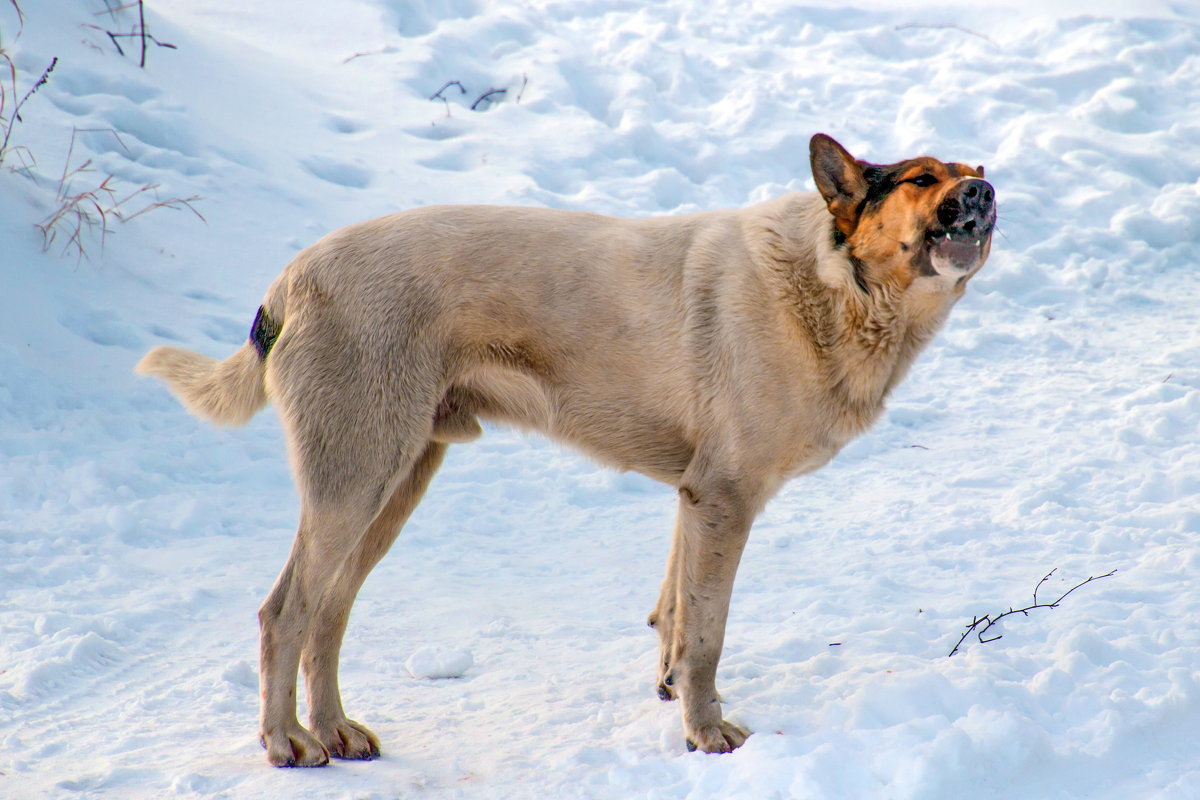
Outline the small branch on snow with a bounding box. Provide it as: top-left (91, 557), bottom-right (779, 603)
top-left (102, 30), bottom-right (177, 60)
top-left (1031, 568), bottom-right (1056, 606)
top-left (96, 1), bottom-right (138, 24)
top-left (947, 567), bottom-right (1117, 657)
top-left (470, 87), bottom-right (506, 110)
top-left (430, 80), bottom-right (466, 117)
top-left (430, 80), bottom-right (467, 102)
top-left (137, 0), bottom-right (147, 67)
top-left (430, 81), bottom-right (511, 115)
top-left (895, 23), bottom-right (997, 47)
top-left (92, 1), bottom-right (176, 67)
top-left (343, 47), bottom-right (393, 64)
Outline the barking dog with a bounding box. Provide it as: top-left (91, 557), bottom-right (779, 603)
top-left (137, 134), bottom-right (995, 765)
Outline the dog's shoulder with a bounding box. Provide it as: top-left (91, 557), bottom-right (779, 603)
top-left (731, 191), bottom-right (860, 303)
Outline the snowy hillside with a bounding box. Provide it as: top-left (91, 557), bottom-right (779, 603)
top-left (1, 1), bottom-right (1198, 798)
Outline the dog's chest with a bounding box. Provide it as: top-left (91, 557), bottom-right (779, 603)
top-left (778, 439), bottom-right (842, 480)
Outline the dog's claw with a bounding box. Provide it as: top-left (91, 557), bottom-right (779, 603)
top-left (657, 683), bottom-right (675, 701)
top-left (685, 721), bottom-right (751, 754)
top-left (686, 738), bottom-right (698, 752)
top-left (312, 716), bottom-right (381, 761)
top-left (261, 724), bottom-right (331, 767)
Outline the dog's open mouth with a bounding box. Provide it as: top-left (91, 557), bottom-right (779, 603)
top-left (925, 226), bottom-right (989, 272)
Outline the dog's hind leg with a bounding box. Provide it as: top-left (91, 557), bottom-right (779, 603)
top-left (257, 498), bottom-right (379, 767)
top-left (648, 518), bottom-right (683, 701)
top-left (300, 440), bottom-right (449, 759)
top-left (256, 320), bottom-right (443, 767)
top-left (258, 413), bottom-right (438, 767)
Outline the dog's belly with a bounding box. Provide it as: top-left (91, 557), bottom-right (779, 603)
top-left (552, 409), bottom-right (695, 484)
top-left (450, 363), bottom-right (694, 485)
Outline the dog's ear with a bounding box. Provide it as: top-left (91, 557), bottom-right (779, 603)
top-left (810, 134), bottom-right (868, 226)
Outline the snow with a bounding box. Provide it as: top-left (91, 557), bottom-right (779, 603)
top-left (405, 646), bottom-right (474, 680)
top-left (1, 0), bottom-right (1198, 798)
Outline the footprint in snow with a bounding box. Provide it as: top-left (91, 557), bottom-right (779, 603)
top-left (300, 156), bottom-right (373, 189)
top-left (383, 0), bottom-right (480, 37)
top-left (58, 305), bottom-right (143, 350)
top-left (325, 115), bottom-right (367, 135)
top-left (408, 118), bottom-right (469, 141)
top-left (183, 288), bottom-right (224, 302)
top-left (201, 315), bottom-right (248, 346)
top-left (51, 67), bottom-right (161, 105)
top-left (417, 149), bottom-right (475, 173)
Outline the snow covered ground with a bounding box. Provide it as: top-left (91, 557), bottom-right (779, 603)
top-left (1, 0), bottom-right (1199, 797)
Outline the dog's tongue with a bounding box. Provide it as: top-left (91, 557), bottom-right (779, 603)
top-left (932, 237), bottom-right (980, 269)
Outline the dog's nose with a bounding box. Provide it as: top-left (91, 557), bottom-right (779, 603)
top-left (959, 179), bottom-right (995, 215)
top-left (937, 178), bottom-right (995, 232)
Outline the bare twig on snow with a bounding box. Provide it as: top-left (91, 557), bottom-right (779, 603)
top-left (91, 1), bottom-right (176, 67)
top-left (948, 567), bottom-right (1118, 657)
top-left (470, 87), bottom-right (506, 110)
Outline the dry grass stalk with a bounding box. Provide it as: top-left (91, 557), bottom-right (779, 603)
top-left (0, 56), bottom-right (56, 164)
top-left (36, 128), bottom-right (205, 261)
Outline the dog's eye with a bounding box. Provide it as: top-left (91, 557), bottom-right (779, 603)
top-left (906, 174), bottom-right (938, 188)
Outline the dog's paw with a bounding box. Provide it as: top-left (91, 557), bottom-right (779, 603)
top-left (260, 724), bottom-right (331, 767)
top-left (684, 720), bottom-right (750, 754)
top-left (311, 716), bottom-right (381, 760)
top-left (656, 671), bottom-right (677, 701)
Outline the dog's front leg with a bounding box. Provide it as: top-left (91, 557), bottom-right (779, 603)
top-left (666, 472), bottom-right (756, 753)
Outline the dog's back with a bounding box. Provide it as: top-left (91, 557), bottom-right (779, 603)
top-left (252, 199), bottom-right (805, 481)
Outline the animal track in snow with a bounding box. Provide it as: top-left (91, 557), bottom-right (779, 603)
top-left (57, 305), bottom-right (143, 350)
top-left (300, 155), bottom-right (373, 188)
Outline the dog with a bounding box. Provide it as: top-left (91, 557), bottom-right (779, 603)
top-left (136, 133), bottom-right (995, 765)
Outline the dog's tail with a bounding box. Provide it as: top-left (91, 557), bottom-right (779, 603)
top-left (135, 279), bottom-right (286, 427)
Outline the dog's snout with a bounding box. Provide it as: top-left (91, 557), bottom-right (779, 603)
top-left (937, 178), bottom-right (995, 231)
top-left (961, 178), bottom-right (994, 210)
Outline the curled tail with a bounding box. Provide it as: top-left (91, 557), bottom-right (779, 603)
top-left (136, 295), bottom-right (284, 427)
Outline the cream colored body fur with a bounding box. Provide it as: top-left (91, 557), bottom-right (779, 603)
top-left (137, 136), bottom-right (993, 765)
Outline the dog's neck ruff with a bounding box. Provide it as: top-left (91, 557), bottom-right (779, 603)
top-left (755, 193), bottom-right (960, 439)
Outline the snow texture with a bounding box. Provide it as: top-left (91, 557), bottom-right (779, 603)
top-left (1, 1), bottom-right (1198, 798)
top-left (405, 647), bottom-right (474, 680)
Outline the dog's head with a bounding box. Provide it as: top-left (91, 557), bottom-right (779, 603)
top-left (810, 133), bottom-right (995, 291)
